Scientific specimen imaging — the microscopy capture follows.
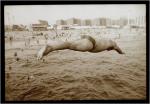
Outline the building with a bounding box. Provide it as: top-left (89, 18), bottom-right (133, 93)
top-left (135, 16), bottom-right (146, 27)
top-left (111, 19), bottom-right (120, 26)
top-left (31, 20), bottom-right (48, 31)
top-left (76, 19), bottom-right (81, 26)
top-left (32, 24), bottom-right (47, 31)
top-left (66, 18), bottom-right (75, 25)
top-left (92, 18), bottom-right (100, 26)
top-left (127, 16), bottom-right (145, 28)
top-left (55, 16), bottom-right (144, 28)
top-left (56, 20), bottom-right (66, 25)
top-left (119, 18), bottom-right (128, 27)
top-left (81, 19), bottom-right (92, 26)
top-left (66, 18), bottom-right (81, 26)
top-left (61, 25), bottom-right (70, 30)
top-left (5, 25), bottom-right (12, 31)
top-left (106, 18), bottom-right (112, 27)
top-left (128, 19), bottom-right (135, 26)
top-left (39, 20), bottom-right (48, 25)
top-left (92, 18), bottom-right (107, 26)
top-left (12, 24), bottom-right (27, 31)
top-left (99, 18), bottom-right (107, 26)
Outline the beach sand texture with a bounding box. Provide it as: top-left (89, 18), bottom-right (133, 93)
top-left (5, 28), bottom-right (146, 101)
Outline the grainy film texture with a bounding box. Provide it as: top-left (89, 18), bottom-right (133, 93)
top-left (5, 5), bottom-right (146, 101)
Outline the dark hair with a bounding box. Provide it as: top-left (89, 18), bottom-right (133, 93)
top-left (80, 35), bottom-right (96, 50)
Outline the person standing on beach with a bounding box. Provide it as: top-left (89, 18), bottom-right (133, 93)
top-left (9, 36), bottom-right (13, 46)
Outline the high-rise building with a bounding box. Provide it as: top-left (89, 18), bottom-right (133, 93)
top-left (119, 18), bottom-right (128, 27)
top-left (92, 18), bottom-right (101, 26)
top-left (137, 16), bottom-right (146, 27)
top-left (56, 20), bottom-right (66, 25)
top-left (66, 18), bottom-right (81, 25)
top-left (55, 16), bottom-right (143, 28)
top-left (100, 18), bottom-right (106, 26)
top-left (81, 19), bottom-right (92, 26)
top-left (128, 16), bottom-right (146, 27)
top-left (106, 18), bottom-right (112, 27)
top-left (92, 18), bottom-right (107, 26)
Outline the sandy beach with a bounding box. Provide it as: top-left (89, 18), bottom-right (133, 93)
top-left (5, 28), bottom-right (146, 101)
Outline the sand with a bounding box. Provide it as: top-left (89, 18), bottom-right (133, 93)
top-left (5, 28), bottom-right (146, 101)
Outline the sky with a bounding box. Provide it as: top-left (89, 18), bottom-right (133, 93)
top-left (4, 4), bottom-right (146, 25)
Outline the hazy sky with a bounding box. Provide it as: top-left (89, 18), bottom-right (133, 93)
top-left (4, 4), bottom-right (146, 25)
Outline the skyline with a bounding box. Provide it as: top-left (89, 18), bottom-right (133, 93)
top-left (4, 5), bottom-right (146, 25)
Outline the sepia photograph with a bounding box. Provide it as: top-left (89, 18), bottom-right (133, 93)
top-left (4, 4), bottom-right (147, 101)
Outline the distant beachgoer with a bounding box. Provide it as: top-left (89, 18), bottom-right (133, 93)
top-left (9, 36), bottom-right (13, 46)
top-left (44, 34), bottom-right (48, 40)
top-left (24, 37), bottom-right (26, 46)
top-left (36, 39), bottom-right (39, 44)
top-left (14, 52), bottom-right (17, 57)
top-left (24, 38), bottom-right (30, 47)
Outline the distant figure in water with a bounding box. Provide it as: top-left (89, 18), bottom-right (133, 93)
top-left (37, 35), bottom-right (125, 60)
top-left (9, 36), bottom-right (13, 46)
top-left (36, 39), bottom-right (39, 44)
